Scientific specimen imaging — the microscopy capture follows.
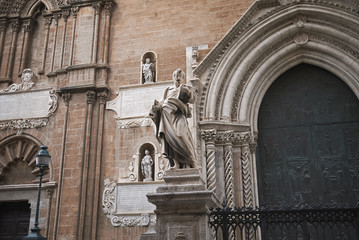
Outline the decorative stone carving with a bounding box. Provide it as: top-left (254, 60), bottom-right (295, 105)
top-left (141, 150), bottom-right (153, 182)
top-left (128, 161), bottom-right (136, 181)
top-left (0, 68), bottom-right (34, 93)
top-left (48, 90), bottom-right (58, 117)
top-left (111, 214), bottom-right (154, 227)
top-left (156, 158), bottom-right (165, 180)
top-left (61, 93), bottom-right (71, 107)
top-left (117, 120), bottom-right (141, 129)
top-left (102, 179), bottom-right (117, 215)
top-left (0, 118), bottom-right (48, 134)
top-left (142, 58), bottom-right (155, 84)
top-left (150, 69), bottom-right (197, 169)
top-left (86, 90), bottom-right (96, 104)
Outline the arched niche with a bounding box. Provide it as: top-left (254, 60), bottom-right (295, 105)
top-left (129, 141), bottom-right (165, 182)
top-left (138, 143), bottom-right (155, 182)
top-left (140, 51), bottom-right (157, 84)
top-left (26, 2), bottom-right (48, 74)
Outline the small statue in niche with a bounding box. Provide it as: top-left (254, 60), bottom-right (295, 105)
top-left (150, 69), bottom-right (198, 169)
top-left (142, 58), bottom-right (155, 83)
top-left (141, 150), bottom-right (153, 181)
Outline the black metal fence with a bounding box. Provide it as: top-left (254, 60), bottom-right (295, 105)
top-left (208, 202), bottom-right (359, 240)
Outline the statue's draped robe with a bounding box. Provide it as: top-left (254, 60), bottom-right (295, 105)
top-left (143, 63), bottom-right (154, 83)
top-left (156, 84), bottom-right (197, 167)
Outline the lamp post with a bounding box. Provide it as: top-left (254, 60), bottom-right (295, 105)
top-left (23, 146), bottom-right (51, 240)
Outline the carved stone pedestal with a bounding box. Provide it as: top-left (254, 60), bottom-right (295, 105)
top-left (145, 169), bottom-right (219, 240)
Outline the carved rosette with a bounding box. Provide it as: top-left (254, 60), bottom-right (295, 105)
top-left (201, 129), bottom-right (217, 192)
top-left (102, 179), bottom-right (117, 215)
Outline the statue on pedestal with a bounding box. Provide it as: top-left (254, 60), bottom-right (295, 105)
top-left (150, 69), bottom-right (198, 169)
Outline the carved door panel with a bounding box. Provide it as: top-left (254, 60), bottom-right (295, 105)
top-left (0, 201), bottom-right (31, 240)
top-left (257, 64), bottom-right (359, 205)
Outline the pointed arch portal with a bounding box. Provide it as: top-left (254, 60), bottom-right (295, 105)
top-left (257, 63), bottom-right (359, 205)
top-left (197, 1), bottom-right (359, 208)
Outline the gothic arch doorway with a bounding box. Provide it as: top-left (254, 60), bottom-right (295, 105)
top-left (257, 63), bottom-right (359, 205)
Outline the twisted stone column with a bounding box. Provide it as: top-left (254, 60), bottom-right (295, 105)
top-left (201, 129), bottom-right (217, 192)
top-left (223, 131), bottom-right (235, 208)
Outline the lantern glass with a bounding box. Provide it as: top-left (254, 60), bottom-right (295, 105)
top-left (35, 146), bottom-right (51, 168)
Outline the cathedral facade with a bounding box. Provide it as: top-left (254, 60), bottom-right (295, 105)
top-left (0, 0), bottom-right (358, 239)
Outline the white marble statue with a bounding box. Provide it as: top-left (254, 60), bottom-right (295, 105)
top-left (142, 58), bottom-right (155, 83)
top-left (141, 150), bottom-right (153, 181)
top-left (150, 69), bottom-right (198, 169)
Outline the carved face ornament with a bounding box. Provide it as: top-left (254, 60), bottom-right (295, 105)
top-left (21, 69), bottom-right (33, 83)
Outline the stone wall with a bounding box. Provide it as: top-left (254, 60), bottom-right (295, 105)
top-left (0, 0), bottom-right (256, 240)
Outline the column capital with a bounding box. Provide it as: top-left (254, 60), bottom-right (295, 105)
top-left (61, 93), bottom-right (72, 107)
top-left (201, 129), bottom-right (217, 143)
top-left (86, 90), bottom-right (96, 104)
top-left (104, 2), bottom-right (114, 16)
top-left (97, 91), bottom-right (108, 105)
top-left (71, 6), bottom-right (79, 18)
top-left (92, 3), bottom-right (102, 15)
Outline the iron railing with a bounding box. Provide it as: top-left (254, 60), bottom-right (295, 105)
top-left (208, 202), bottom-right (359, 240)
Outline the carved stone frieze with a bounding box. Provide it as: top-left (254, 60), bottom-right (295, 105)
top-left (0, 118), bottom-right (48, 133)
top-left (111, 214), bottom-right (156, 227)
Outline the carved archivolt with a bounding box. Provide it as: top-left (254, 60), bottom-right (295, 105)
top-left (195, 0), bottom-right (359, 127)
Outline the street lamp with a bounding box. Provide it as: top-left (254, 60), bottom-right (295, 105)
top-left (23, 146), bottom-right (51, 240)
